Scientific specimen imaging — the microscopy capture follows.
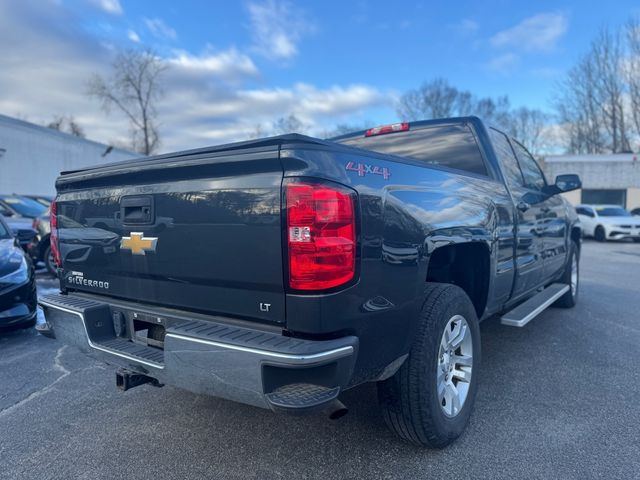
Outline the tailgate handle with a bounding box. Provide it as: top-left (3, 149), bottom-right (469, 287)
top-left (120, 196), bottom-right (154, 225)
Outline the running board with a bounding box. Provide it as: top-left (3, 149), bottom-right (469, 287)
top-left (501, 283), bottom-right (570, 327)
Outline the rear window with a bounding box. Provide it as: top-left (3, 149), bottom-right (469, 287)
top-left (336, 124), bottom-right (488, 176)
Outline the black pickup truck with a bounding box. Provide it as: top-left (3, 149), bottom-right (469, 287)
top-left (39, 117), bottom-right (581, 447)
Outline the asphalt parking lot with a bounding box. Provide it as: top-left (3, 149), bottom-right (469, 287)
top-left (1, 241), bottom-right (639, 480)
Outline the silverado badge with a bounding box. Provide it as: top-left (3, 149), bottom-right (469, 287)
top-left (120, 232), bottom-right (158, 255)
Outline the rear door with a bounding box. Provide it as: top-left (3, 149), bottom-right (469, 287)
top-left (56, 147), bottom-right (286, 324)
top-left (489, 129), bottom-right (545, 298)
top-left (511, 140), bottom-right (567, 281)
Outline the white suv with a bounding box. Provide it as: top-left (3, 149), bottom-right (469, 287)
top-left (576, 204), bottom-right (640, 242)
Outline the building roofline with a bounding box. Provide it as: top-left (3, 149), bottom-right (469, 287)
top-left (546, 153), bottom-right (639, 163)
top-left (0, 113), bottom-right (139, 157)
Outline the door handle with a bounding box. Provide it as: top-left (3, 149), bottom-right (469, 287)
top-left (120, 195), bottom-right (154, 225)
top-left (517, 201), bottom-right (530, 213)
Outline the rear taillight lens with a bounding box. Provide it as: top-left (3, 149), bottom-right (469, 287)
top-left (50, 199), bottom-right (61, 268)
top-left (286, 181), bottom-right (357, 291)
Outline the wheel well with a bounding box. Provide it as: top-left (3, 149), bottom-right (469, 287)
top-left (570, 226), bottom-right (581, 252)
top-left (426, 242), bottom-right (490, 317)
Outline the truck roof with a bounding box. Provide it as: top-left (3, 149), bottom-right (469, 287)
top-left (329, 116), bottom-right (484, 142)
top-left (59, 116), bottom-right (484, 177)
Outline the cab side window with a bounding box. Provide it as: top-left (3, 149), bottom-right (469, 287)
top-left (489, 128), bottom-right (524, 189)
top-left (511, 141), bottom-right (546, 191)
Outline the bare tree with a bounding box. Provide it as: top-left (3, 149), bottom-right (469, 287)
top-left (507, 108), bottom-right (549, 156)
top-left (554, 24), bottom-right (638, 154)
top-left (272, 114), bottom-right (307, 135)
top-left (555, 51), bottom-right (608, 154)
top-left (397, 78), bottom-right (461, 120)
top-left (396, 78), bottom-right (512, 128)
top-left (324, 122), bottom-right (374, 138)
top-left (248, 124), bottom-right (266, 139)
top-left (592, 28), bottom-right (630, 152)
top-left (46, 115), bottom-right (85, 138)
top-left (625, 17), bottom-right (640, 149)
top-left (87, 49), bottom-right (166, 155)
top-left (475, 96), bottom-right (512, 127)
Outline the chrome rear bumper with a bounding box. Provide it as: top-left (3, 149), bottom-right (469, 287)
top-left (39, 293), bottom-right (358, 411)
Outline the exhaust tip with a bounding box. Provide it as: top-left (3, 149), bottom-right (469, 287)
top-left (328, 406), bottom-right (348, 420)
top-left (323, 398), bottom-right (348, 420)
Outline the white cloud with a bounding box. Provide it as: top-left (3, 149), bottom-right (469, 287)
top-left (143, 17), bottom-right (177, 41)
top-left (167, 48), bottom-right (259, 80)
top-left (453, 19), bottom-right (479, 35)
top-left (486, 53), bottom-right (519, 73)
top-left (530, 66), bottom-right (562, 79)
top-left (89, 0), bottom-right (123, 15)
top-left (239, 83), bottom-right (387, 119)
top-left (247, 0), bottom-right (311, 60)
top-left (0, 1), bottom-right (391, 153)
top-left (490, 12), bottom-right (568, 52)
top-left (127, 29), bottom-right (140, 43)
top-left (156, 80), bottom-right (391, 151)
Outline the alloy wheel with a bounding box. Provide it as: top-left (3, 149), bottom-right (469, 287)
top-left (437, 315), bottom-right (473, 418)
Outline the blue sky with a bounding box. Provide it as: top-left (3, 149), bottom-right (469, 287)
top-left (1, 0), bottom-right (639, 152)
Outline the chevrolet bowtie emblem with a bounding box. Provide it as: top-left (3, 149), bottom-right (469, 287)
top-left (120, 232), bottom-right (158, 255)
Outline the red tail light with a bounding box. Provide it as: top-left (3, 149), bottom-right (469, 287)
top-left (50, 199), bottom-right (61, 268)
top-left (365, 122), bottom-right (409, 137)
top-left (286, 181), bottom-right (357, 290)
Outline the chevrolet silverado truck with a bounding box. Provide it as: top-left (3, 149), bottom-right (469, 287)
top-left (39, 117), bottom-right (582, 447)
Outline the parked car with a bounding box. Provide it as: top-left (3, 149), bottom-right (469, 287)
top-left (23, 195), bottom-right (53, 208)
top-left (2, 215), bottom-right (37, 252)
top-left (39, 117), bottom-right (581, 448)
top-left (576, 204), bottom-right (640, 242)
top-left (631, 207), bottom-right (640, 216)
top-left (0, 195), bottom-right (49, 264)
top-left (30, 210), bottom-right (56, 275)
top-left (0, 194), bottom-right (48, 219)
top-left (0, 215), bottom-right (37, 330)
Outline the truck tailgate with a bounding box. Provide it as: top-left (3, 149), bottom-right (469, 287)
top-left (55, 147), bottom-right (285, 323)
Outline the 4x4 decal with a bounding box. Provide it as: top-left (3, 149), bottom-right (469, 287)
top-left (345, 161), bottom-right (391, 180)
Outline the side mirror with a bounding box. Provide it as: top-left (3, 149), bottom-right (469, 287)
top-left (544, 174), bottom-right (581, 195)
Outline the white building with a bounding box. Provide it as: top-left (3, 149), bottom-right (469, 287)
top-left (545, 153), bottom-right (640, 210)
top-left (0, 114), bottom-right (139, 196)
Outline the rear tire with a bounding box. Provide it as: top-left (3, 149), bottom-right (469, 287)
top-left (377, 283), bottom-right (480, 448)
top-left (554, 241), bottom-right (579, 308)
top-left (594, 226), bottom-right (606, 242)
top-left (44, 245), bottom-right (56, 276)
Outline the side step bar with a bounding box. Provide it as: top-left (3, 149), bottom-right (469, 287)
top-left (501, 283), bottom-right (570, 327)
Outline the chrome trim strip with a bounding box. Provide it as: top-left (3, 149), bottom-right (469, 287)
top-left (38, 299), bottom-right (164, 369)
top-left (39, 298), bottom-right (355, 368)
top-left (164, 333), bottom-right (354, 365)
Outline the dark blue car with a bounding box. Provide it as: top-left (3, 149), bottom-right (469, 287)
top-left (0, 215), bottom-right (37, 330)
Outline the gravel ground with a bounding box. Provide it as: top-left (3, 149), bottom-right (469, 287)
top-left (1, 240), bottom-right (639, 480)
